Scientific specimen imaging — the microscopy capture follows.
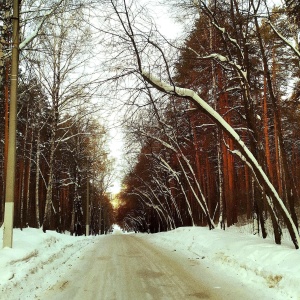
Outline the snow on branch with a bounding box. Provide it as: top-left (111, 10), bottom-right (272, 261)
top-left (267, 20), bottom-right (300, 61)
top-left (187, 47), bottom-right (248, 88)
top-left (141, 70), bottom-right (300, 248)
top-left (194, 0), bottom-right (244, 60)
top-left (201, 53), bottom-right (247, 82)
top-left (20, 0), bottom-right (64, 50)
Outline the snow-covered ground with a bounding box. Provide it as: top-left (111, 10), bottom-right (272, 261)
top-left (141, 226), bottom-right (300, 300)
top-left (0, 225), bottom-right (299, 299)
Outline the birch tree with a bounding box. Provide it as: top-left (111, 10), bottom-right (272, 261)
top-left (24, 4), bottom-right (96, 231)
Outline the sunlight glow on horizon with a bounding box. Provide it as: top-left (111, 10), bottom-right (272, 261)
top-left (108, 181), bottom-right (122, 195)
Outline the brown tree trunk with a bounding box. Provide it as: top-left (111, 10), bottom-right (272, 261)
top-left (262, 76), bottom-right (273, 182)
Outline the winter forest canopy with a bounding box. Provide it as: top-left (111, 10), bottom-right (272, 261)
top-left (1, 0), bottom-right (300, 248)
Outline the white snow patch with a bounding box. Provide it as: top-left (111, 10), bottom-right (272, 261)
top-left (0, 226), bottom-right (300, 299)
top-left (0, 228), bottom-right (95, 299)
top-left (112, 224), bottom-right (123, 235)
top-left (140, 226), bottom-right (300, 300)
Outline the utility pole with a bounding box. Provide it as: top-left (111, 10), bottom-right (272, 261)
top-left (3, 0), bottom-right (19, 248)
top-left (86, 165), bottom-right (90, 236)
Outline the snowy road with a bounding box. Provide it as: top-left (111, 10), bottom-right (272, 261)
top-left (38, 234), bottom-right (257, 300)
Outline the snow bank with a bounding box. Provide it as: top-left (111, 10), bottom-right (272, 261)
top-left (1, 225), bottom-right (299, 299)
top-left (141, 226), bottom-right (300, 299)
top-left (0, 228), bottom-right (96, 299)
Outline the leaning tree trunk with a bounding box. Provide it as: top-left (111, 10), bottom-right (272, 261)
top-left (141, 71), bottom-right (300, 248)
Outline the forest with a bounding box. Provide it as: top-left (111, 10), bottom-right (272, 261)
top-left (109, 0), bottom-right (300, 248)
top-left (0, 1), bottom-right (115, 237)
top-left (1, 0), bottom-right (300, 248)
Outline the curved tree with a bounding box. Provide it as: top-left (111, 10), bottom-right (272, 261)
top-left (105, 0), bottom-right (300, 248)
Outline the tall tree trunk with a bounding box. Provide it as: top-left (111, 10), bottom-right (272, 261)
top-left (262, 76), bottom-right (273, 181)
top-left (274, 117), bottom-right (283, 197)
top-left (20, 112), bottom-right (29, 229)
top-left (25, 129), bottom-right (33, 226)
top-left (43, 133), bottom-right (55, 232)
top-left (253, 12), bottom-right (299, 233)
top-left (35, 128), bottom-right (41, 228)
top-left (245, 166), bottom-right (251, 219)
top-left (217, 129), bottom-right (226, 229)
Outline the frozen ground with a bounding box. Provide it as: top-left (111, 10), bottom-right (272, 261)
top-left (0, 225), bottom-right (299, 299)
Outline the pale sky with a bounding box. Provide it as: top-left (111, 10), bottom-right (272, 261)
top-left (106, 1), bottom-right (183, 195)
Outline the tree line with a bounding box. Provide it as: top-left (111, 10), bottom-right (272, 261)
top-left (109, 0), bottom-right (300, 248)
top-left (0, 0), bottom-right (114, 235)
